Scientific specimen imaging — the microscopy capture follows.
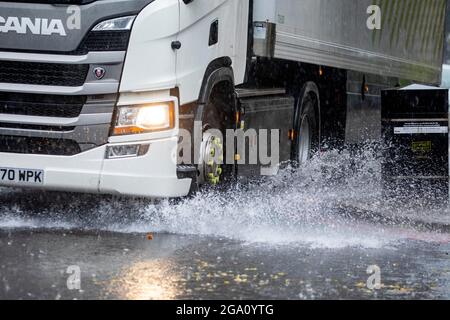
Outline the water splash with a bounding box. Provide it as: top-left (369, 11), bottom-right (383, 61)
top-left (0, 144), bottom-right (449, 248)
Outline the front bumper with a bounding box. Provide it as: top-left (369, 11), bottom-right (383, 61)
top-left (0, 136), bottom-right (192, 198)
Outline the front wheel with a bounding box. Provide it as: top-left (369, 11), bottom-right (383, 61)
top-left (195, 86), bottom-right (234, 189)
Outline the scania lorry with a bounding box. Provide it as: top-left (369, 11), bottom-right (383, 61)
top-left (0, 0), bottom-right (446, 197)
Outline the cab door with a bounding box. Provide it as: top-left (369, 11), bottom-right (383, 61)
top-left (176, 0), bottom-right (249, 105)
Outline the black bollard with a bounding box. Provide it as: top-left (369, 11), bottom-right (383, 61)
top-left (381, 85), bottom-right (449, 204)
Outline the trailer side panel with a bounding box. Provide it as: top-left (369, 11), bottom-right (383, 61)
top-left (255, 0), bottom-right (446, 85)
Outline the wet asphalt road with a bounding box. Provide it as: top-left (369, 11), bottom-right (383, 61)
top-left (1, 152), bottom-right (450, 300)
top-left (1, 227), bottom-right (449, 300)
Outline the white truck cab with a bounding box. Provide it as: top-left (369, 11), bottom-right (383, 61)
top-left (0, 0), bottom-right (248, 197)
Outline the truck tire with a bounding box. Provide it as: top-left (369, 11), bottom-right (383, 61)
top-left (295, 93), bottom-right (320, 165)
top-left (197, 88), bottom-right (233, 188)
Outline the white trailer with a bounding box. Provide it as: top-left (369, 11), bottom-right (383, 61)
top-left (0, 0), bottom-right (446, 197)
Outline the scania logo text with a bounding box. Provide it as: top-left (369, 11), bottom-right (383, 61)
top-left (0, 6), bottom-right (81, 36)
top-left (0, 16), bottom-right (67, 36)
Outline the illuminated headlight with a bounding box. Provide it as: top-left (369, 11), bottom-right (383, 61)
top-left (113, 102), bottom-right (175, 135)
top-left (93, 16), bottom-right (136, 32)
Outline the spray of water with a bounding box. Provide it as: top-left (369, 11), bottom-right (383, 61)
top-left (0, 143), bottom-right (449, 248)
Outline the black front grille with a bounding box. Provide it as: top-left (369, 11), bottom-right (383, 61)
top-left (0, 135), bottom-right (81, 156)
top-left (75, 31), bottom-right (131, 54)
top-left (0, 123), bottom-right (76, 132)
top-left (0, 92), bottom-right (86, 118)
top-left (0, 30), bottom-right (131, 56)
top-left (0, 61), bottom-right (89, 87)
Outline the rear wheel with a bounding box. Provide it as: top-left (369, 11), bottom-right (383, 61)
top-left (295, 93), bottom-right (319, 165)
top-left (298, 113), bottom-right (312, 164)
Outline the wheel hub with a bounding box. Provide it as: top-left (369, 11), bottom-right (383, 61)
top-left (198, 133), bottom-right (224, 185)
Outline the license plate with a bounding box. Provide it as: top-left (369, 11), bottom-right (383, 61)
top-left (0, 167), bottom-right (44, 185)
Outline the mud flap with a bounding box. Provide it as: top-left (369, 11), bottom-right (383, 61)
top-left (235, 92), bottom-right (294, 177)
